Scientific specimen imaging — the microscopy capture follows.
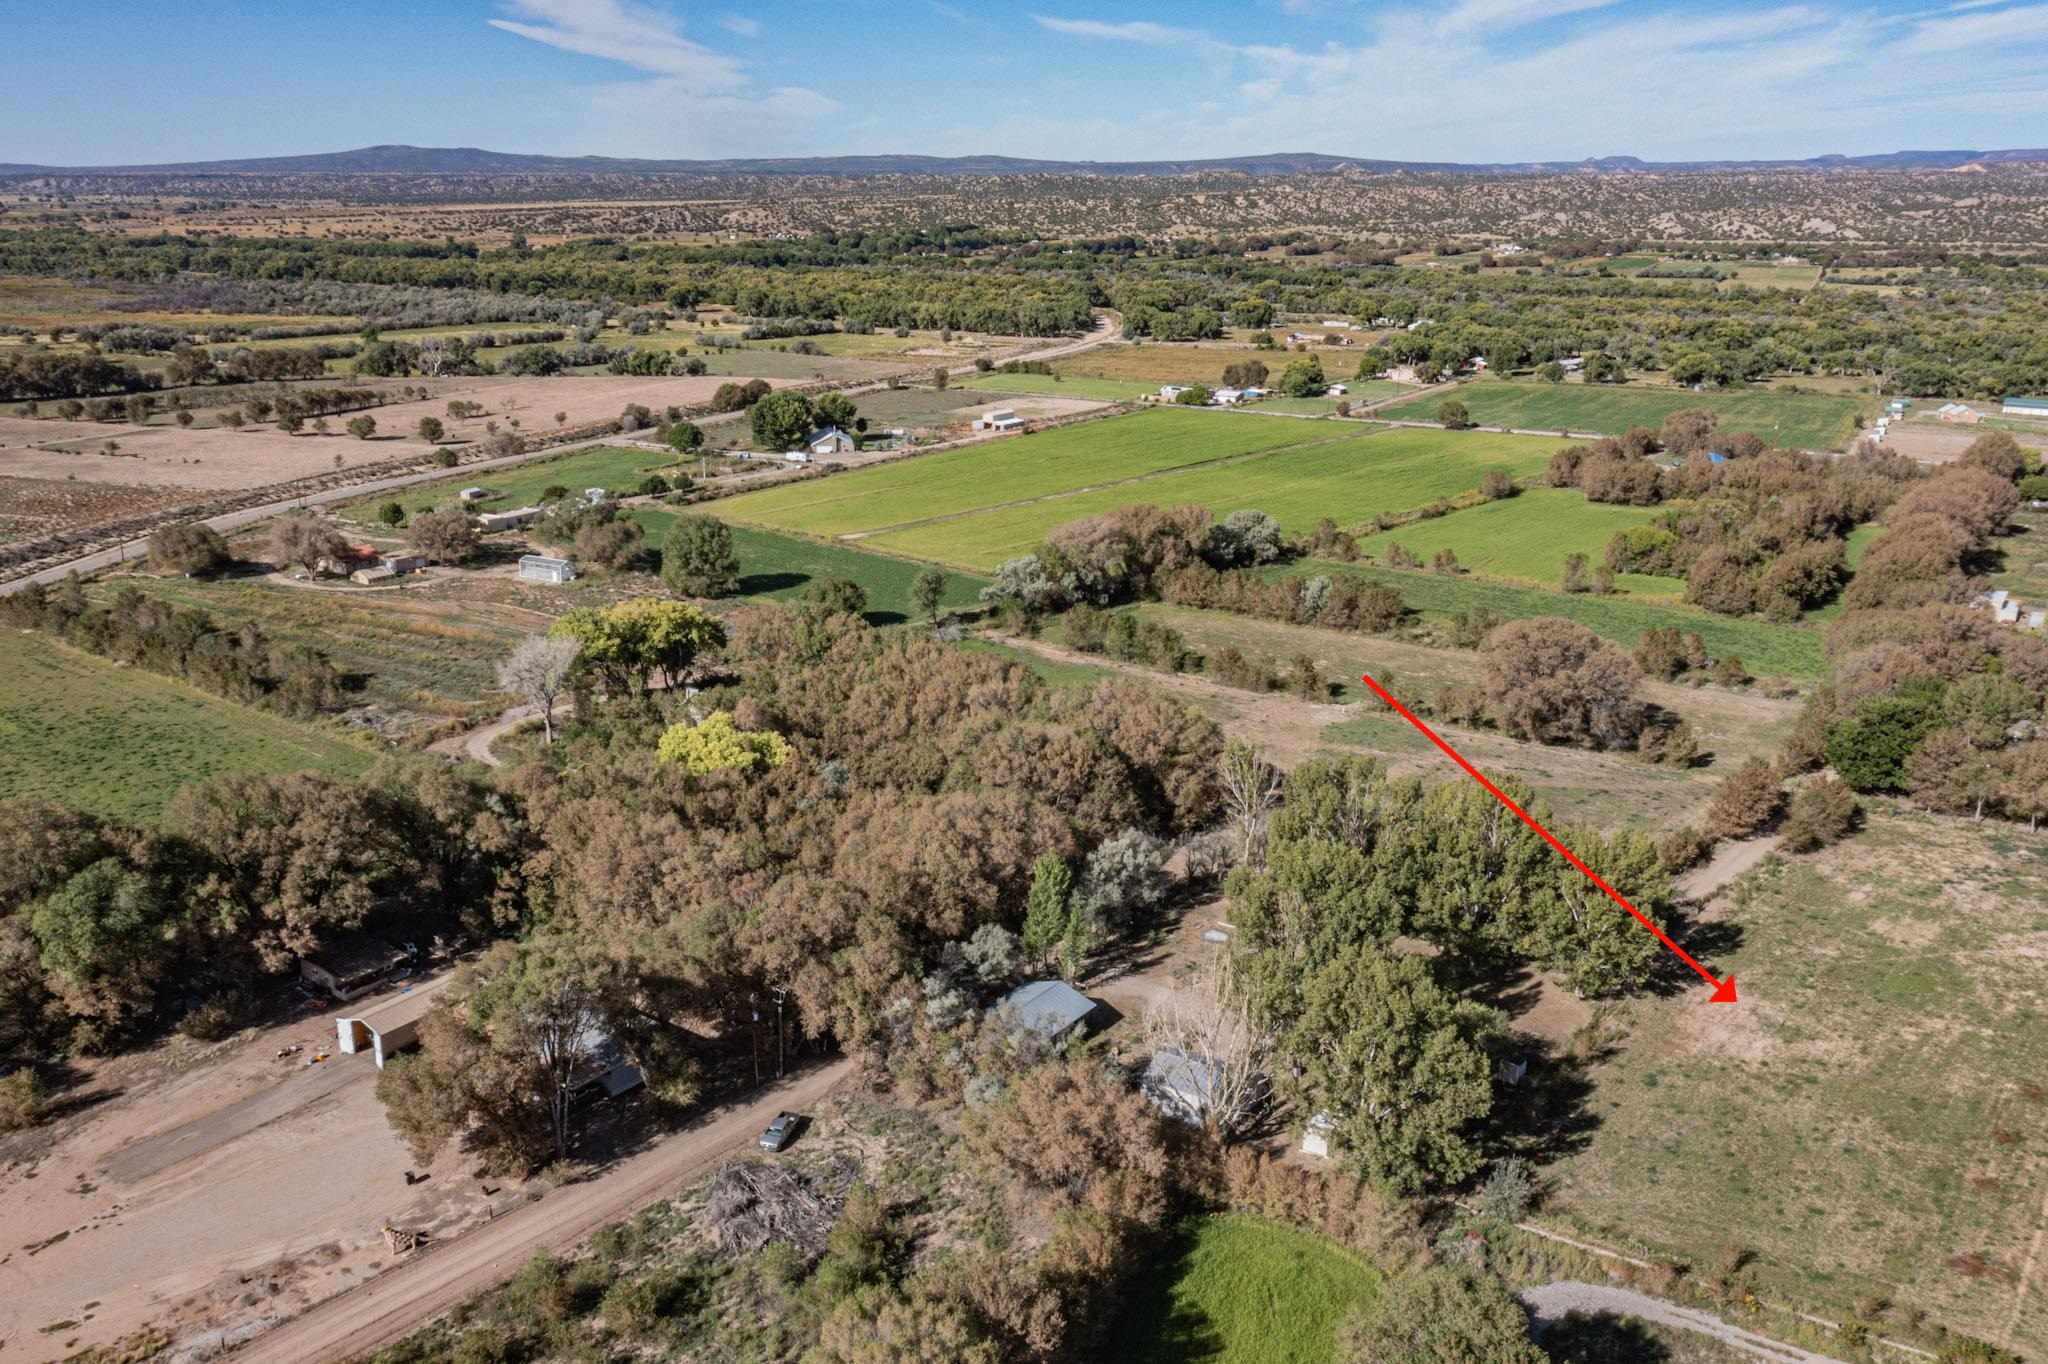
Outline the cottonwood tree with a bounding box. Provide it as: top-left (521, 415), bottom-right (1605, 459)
top-left (407, 509), bottom-right (482, 564)
top-left (148, 521), bottom-right (229, 576)
top-left (551, 598), bottom-right (725, 692)
top-left (495, 634), bottom-right (581, 742)
top-left (268, 513), bottom-right (349, 572)
top-left (661, 514), bottom-right (740, 597)
top-left (1140, 961), bottom-right (1273, 1137)
top-left (1219, 739), bottom-right (1283, 867)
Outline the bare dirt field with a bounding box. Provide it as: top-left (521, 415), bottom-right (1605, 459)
top-left (0, 981), bottom-right (507, 1362)
top-left (0, 374), bottom-right (793, 493)
top-left (1884, 420), bottom-right (1989, 463)
top-left (0, 475), bottom-right (200, 545)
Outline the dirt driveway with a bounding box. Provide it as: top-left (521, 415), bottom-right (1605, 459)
top-left (225, 1058), bottom-right (850, 1364)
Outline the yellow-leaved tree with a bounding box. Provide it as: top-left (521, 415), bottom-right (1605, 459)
top-left (656, 710), bottom-right (792, 774)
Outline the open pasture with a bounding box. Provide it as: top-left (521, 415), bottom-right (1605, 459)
top-left (1547, 810), bottom-right (2048, 1359)
top-left (1350, 488), bottom-right (1683, 595)
top-left (1271, 560), bottom-right (1825, 679)
top-left (0, 630), bottom-right (375, 822)
top-left (1382, 380), bottom-right (1862, 450)
top-left (713, 407), bottom-right (1320, 539)
top-left (864, 426), bottom-right (1558, 571)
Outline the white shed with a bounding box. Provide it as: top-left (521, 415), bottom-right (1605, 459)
top-left (518, 554), bottom-right (576, 584)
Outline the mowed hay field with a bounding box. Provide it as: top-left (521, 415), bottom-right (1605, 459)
top-left (713, 408), bottom-right (1319, 538)
top-left (1548, 810), bottom-right (2048, 1358)
top-left (1104, 1214), bottom-right (1380, 1364)
top-left (862, 426), bottom-right (1558, 571)
top-left (1350, 489), bottom-right (1685, 596)
top-left (0, 631), bottom-right (374, 822)
top-left (1381, 381), bottom-right (1862, 450)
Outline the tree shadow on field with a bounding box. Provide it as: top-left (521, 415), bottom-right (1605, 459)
top-left (1537, 1309), bottom-right (1673, 1363)
top-left (1099, 1219), bottom-right (1227, 1364)
top-left (737, 569), bottom-right (807, 597)
top-left (1644, 914), bottom-right (1745, 999)
top-left (1482, 1033), bottom-right (1603, 1166)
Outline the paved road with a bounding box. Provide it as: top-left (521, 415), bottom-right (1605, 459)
top-left (227, 1058), bottom-right (850, 1364)
top-left (1523, 1282), bottom-right (1851, 1364)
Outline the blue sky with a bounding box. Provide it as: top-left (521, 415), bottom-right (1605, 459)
top-left (5, 0), bottom-right (2047, 165)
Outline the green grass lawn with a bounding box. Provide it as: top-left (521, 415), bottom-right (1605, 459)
top-left (1350, 489), bottom-right (1684, 595)
top-left (1547, 810), bottom-right (2048, 1359)
top-left (629, 512), bottom-right (988, 623)
top-left (1274, 559), bottom-right (1824, 679)
top-left (714, 407), bottom-right (1323, 538)
top-left (338, 445), bottom-right (685, 523)
top-left (1381, 381), bottom-right (1862, 450)
top-left (1104, 1214), bottom-right (1380, 1364)
top-left (866, 427), bottom-right (1558, 571)
top-left (0, 630), bottom-right (375, 823)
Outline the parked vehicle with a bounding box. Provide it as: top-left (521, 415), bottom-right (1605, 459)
top-left (759, 1111), bottom-right (803, 1152)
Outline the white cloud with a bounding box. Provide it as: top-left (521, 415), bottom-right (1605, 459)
top-left (488, 0), bottom-right (744, 85)
top-left (1007, 0), bottom-right (2048, 161)
top-left (488, 0), bottom-right (839, 155)
top-left (1029, 15), bottom-right (1227, 54)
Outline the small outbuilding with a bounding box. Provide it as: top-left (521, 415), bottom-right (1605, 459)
top-left (336, 973), bottom-right (453, 1067)
top-left (459, 486), bottom-right (489, 503)
top-left (995, 980), bottom-right (1103, 1043)
top-left (1300, 1111), bottom-right (1337, 1159)
top-left (972, 409), bottom-right (1027, 434)
top-left (518, 554), bottom-right (577, 585)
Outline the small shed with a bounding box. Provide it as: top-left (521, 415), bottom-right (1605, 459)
top-left (569, 1024), bottom-right (645, 1101)
top-left (1143, 1048), bottom-right (1234, 1126)
top-left (995, 980), bottom-right (1102, 1043)
top-left (300, 939), bottom-right (411, 1001)
top-left (1300, 1111), bottom-right (1336, 1159)
top-left (972, 409), bottom-right (1027, 433)
top-left (1211, 388), bottom-right (1245, 405)
top-left (518, 554), bottom-right (576, 585)
top-left (383, 553), bottom-right (428, 575)
top-left (459, 486), bottom-right (489, 502)
top-left (336, 973), bottom-right (452, 1067)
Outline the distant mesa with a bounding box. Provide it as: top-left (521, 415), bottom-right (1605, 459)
top-left (3, 144), bottom-right (2048, 178)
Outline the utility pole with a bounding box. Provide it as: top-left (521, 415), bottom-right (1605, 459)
top-left (773, 987), bottom-right (786, 1079)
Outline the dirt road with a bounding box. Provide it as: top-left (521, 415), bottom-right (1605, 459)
top-left (226, 1059), bottom-right (850, 1364)
top-left (1522, 1282), bottom-right (1850, 1364)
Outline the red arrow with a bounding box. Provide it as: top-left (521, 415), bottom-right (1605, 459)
top-left (1358, 673), bottom-right (1737, 1003)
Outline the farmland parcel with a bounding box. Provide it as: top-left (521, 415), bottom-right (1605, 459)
top-left (1380, 381), bottom-right (1862, 450)
top-left (0, 630), bottom-right (374, 822)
